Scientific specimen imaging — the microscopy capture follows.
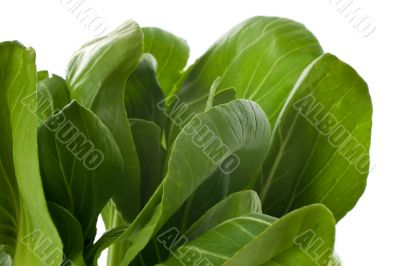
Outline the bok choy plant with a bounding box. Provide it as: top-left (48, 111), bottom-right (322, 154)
top-left (0, 16), bottom-right (372, 266)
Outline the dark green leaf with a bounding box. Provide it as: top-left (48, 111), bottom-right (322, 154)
top-left (38, 101), bottom-right (124, 244)
top-left (125, 56), bottom-right (165, 127)
top-left (47, 202), bottom-right (85, 266)
top-left (213, 87), bottom-right (237, 107)
top-left (129, 119), bottom-right (164, 205)
top-left (86, 226), bottom-right (127, 266)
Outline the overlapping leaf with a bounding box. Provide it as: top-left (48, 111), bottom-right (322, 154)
top-left (38, 101), bottom-right (124, 244)
top-left (183, 190), bottom-right (262, 241)
top-left (118, 99), bottom-right (271, 265)
top-left (0, 16), bottom-right (372, 266)
top-left (159, 204), bottom-right (335, 266)
top-left (66, 20), bottom-right (143, 221)
top-left (168, 16), bottom-right (323, 144)
top-left (142, 27), bottom-right (189, 96)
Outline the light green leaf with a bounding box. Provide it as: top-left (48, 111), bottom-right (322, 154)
top-left (0, 41), bottom-right (63, 265)
top-left (205, 77), bottom-right (222, 111)
top-left (142, 27), bottom-right (190, 96)
top-left (168, 16), bottom-right (322, 143)
top-left (38, 101), bottom-right (124, 244)
top-left (101, 201), bottom-right (118, 231)
top-left (118, 99), bottom-right (270, 265)
top-left (101, 205), bottom-right (130, 266)
top-left (66, 20), bottom-right (143, 221)
top-left (159, 204), bottom-right (335, 266)
top-left (258, 54), bottom-right (372, 221)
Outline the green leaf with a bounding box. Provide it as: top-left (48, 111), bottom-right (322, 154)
top-left (101, 201), bottom-right (118, 231)
top-left (86, 226), bottom-right (127, 266)
top-left (0, 16), bottom-right (373, 266)
top-left (258, 54), bottom-right (372, 221)
top-left (125, 56), bottom-right (165, 127)
top-left (118, 99), bottom-right (271, 264)
top-left (129, 119), bottom-right (164, 206)
top-left (132, 190), bottom-right (264, 265)
top-left (66, 20), bottom-right (144, 221)
top-left (161, 99), bottom-right (271, 237)
top-left (38, 101), bottom-right (124, 244)
top-left (142, 27), bottom-right (190, 96)
top-left (213, 87), bottom-right (237, 107)
top-left (100, 204), bottom-right (131, 266)
top-left (36, 71), bottom-right (70, 123)
top-left (183, 190), bottom-right (262, 241)
top-left (124, 27), bottom-right (190, 130)
top-left (47, 202), bottom-right (85, 266)
top-left (158, 204), bottom-right (335, 266)
top-left (168, 16), bottom-right (322, 143)
top-left (0, 41), bottom-right (63, 265)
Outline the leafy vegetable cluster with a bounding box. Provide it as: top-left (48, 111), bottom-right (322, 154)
top-left (0, 16), bottom-right (372, 266)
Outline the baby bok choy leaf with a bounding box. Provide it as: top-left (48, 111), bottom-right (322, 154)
top-left (0, 14), bottom-right (372, 266)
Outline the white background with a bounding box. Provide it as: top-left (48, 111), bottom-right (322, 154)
top-left (1, 0), bottom-right (398, 265)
